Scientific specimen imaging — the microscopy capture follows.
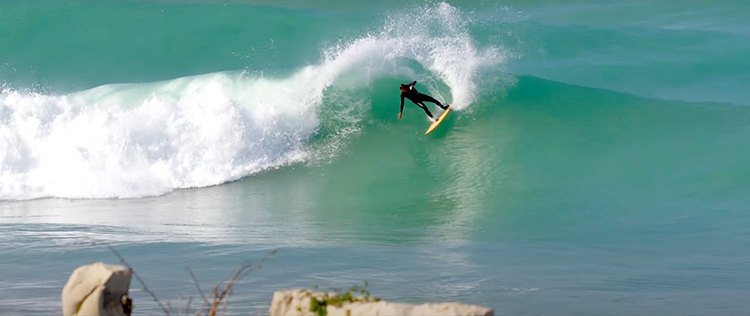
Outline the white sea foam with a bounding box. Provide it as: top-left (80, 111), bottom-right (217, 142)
top-left (1, 74), bottom-right (317, 199)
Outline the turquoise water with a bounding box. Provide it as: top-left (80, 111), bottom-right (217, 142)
top-left (2, 1), bottom-right (750, 314)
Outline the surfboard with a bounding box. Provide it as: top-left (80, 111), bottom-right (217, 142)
top-left (424, 104), bottom-right (451, 135)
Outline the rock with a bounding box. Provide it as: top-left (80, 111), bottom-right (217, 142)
top-left (269, 290), bottom-right (493, 316)
top-left (62, 262), bottom-right (132, 316)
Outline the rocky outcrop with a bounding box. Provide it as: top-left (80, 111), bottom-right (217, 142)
top-left (62, 262), bottom-right (132, 316)
top-left (60, 263), bottom-right (492, 316)
top-left (269, 290), bottom-right (494, 316)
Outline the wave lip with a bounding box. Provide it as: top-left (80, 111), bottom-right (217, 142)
top-left (321, 2), bottom-right (504, 109)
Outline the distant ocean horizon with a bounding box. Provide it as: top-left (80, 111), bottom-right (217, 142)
top-left (2, 1), bottom-right (750, 314)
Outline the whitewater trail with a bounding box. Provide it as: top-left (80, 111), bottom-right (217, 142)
top-left (0, 2), bottom-right (503, 200)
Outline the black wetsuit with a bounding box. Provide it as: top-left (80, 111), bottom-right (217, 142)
top-left (400, 81), bottom-right (447, 119)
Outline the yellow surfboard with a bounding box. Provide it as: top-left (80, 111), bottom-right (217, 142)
top-left (424, 104), bottom-right (451, 135)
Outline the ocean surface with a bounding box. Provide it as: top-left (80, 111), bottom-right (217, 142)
top-left (2, 0), bottom-right (750, 315)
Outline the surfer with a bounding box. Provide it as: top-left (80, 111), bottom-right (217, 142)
top-left (398, 81), bottom-right (448, 122)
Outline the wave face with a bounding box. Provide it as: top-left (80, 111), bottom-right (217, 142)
top-left (0, 2), bottom-right (503, 200)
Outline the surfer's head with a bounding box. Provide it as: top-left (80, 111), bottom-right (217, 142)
top-left (399, 84), bottom-right (408, 93)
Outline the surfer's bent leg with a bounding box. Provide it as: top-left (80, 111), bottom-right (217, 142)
top-left (416, 102), bottom-right (435, 119)
top-left (419, 94), bottom-right (447, 109)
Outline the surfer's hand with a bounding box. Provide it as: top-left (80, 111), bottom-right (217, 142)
top-left (398, 112), bottom-right (403, 119)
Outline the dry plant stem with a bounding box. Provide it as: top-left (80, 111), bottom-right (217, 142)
top-left (186, 296), bottom-right (193, 316)
top-left (106, 245), bottom-right (171, 316)
top-left (104, 243), bottom-right (276, 316)
top-left (186, 267), bottom-right (210, 306)
top-left (208, 249), bottom-right (277, 316)
top-left (209, 264), bottom-right (246, 316)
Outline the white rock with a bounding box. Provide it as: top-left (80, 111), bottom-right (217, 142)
top-left (62, 262), bottom-right (132, 316)
top-left (269, 290), bottom-right (493, 316)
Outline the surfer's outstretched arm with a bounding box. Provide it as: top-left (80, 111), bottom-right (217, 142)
top-left (399, 95), bottom-right (405, 119)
